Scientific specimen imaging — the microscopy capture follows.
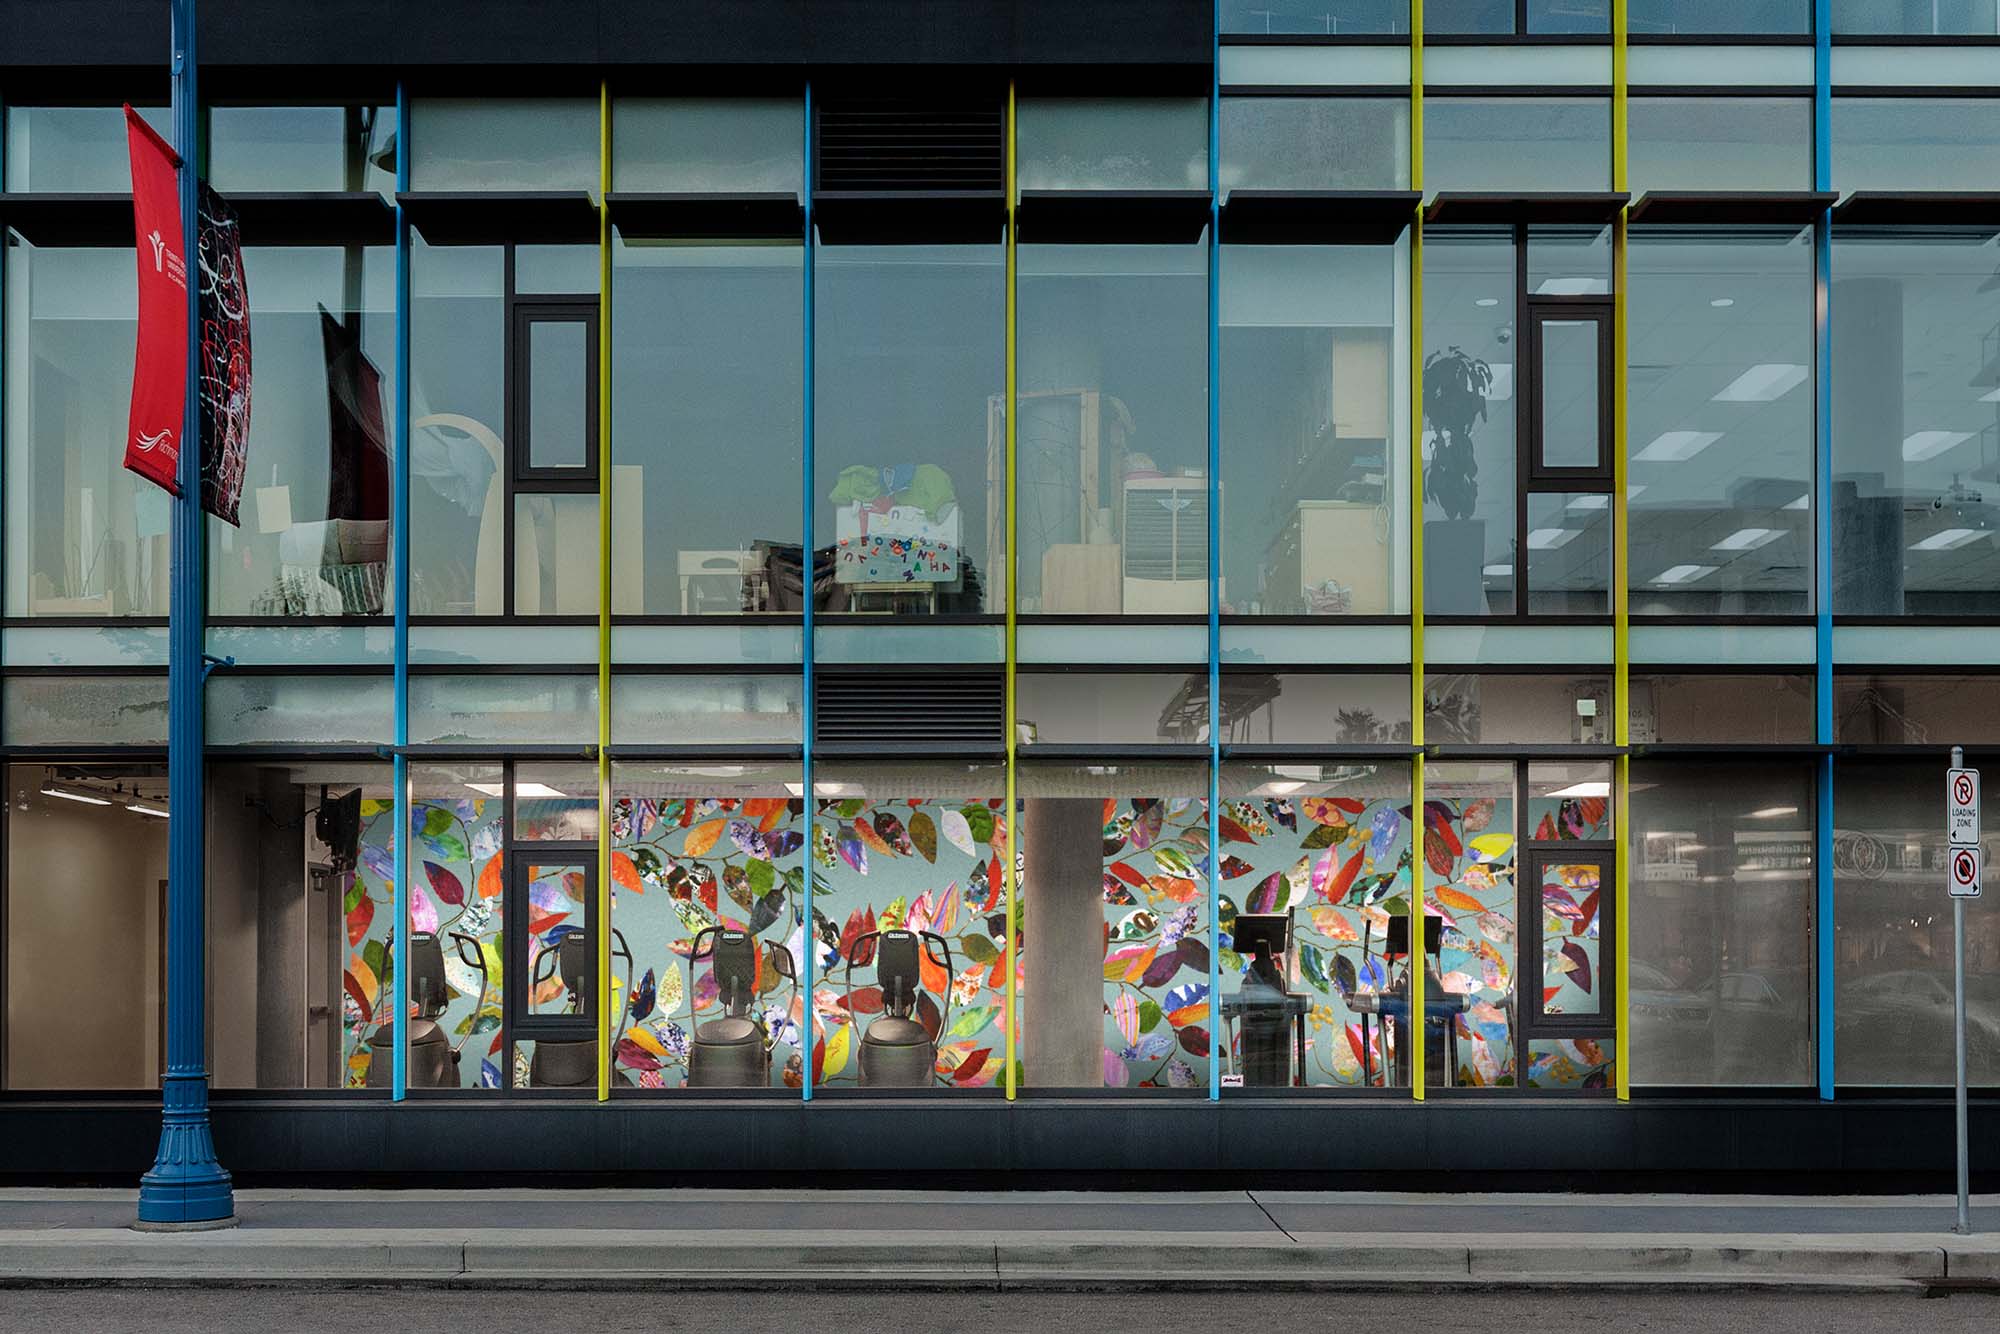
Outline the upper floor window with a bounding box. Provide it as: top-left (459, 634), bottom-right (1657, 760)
top-left (410, 98), bottom-right (597, 194)
top-left (1219, 0), bottom-right (1409, 34)
top-left (208, 105), bottom-right (396, 194)
top-left (1833, 0), bottom-right (2000, 34)
top-left (4, 105), bottom-right (168, 192)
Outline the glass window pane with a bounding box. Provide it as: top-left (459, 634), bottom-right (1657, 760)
top-left (1216, 762), bottom-right (1413, 1089)
top-left (1222, 245), bottom-right (1403, 617)
top-left (1428, 761), bottom-right (1520, 1087)
top-left (813, 763), bottom-right (1010, 1091)
top-left (410, 98), bottom-right (598, 193)
top-left (1630, 98), bottom-right (1811, 193)
top-left (1427, 0), bottom-right (1517, 31)
top-left (1425, 673), bottom-right (1615, 745)
top-left (612, 98), bottom-right (804, 195)
top-left (1527, 226), bottom-right (1612, 297)
top-left (1229, 672), bottom-right (1414, 744)
top-left (1833, 760), bottom-right (1999, 1087)
top-left (513, 493), bottom-right (601, 615)
top-left (1833, 98), bottom-right (2000, 192)
top-left (207, 674), bottom-right (392, 744)
top-left (1427, 99), bottom-right (1610, 194)
top-left (609, 764), bottom-right (805, 1091)
top-left (527, 320), bottom-right (589, 470)
top-left (1219, 0), bottom-right (1408, 32)
top-left (1835, 675), bottom-right (2000, 744)
top-left (1220, 98), bottom-right (1410, 194)
top-left (207, 761), bottom-right (393, 1088)
top-left (1631, 0), bottom-right (1809, 32)
top-left (2, 676), bottom-right (168, 745)
top-left (610, 673), bottom-right (803, 744)
top-left (1422, 230), bottom-right (1517, 614)
top-left (513, 763), bottom-right (600, 842)
top-left (814, 245), bottom-right (1003, 616)
top-left (613, 243), bottom-right (802, 616)
top-left (1527, 492), bottom-right (1611, 613)
top-left (5, 247), bottom-right (169, 616)
top-left (1539, 319), bottom-right (1601, 469)
top-left (5, 763), bottom-right (172, 1088)
top-left (1020, 759), bottom-right (1208, 1091)
top-left (410, 244), bottom-right (505, 615)
top-left (408, 674), bottom-right (598, 744)
top-left (5, 105), bottom-right (170, 191)
top-left (514, 246), bottom-right (598, 296)
top-left (404, 763), bottom-right (506, 1089)
top-left (1018, 99), bottom-right (1207, 192)
top-left (213, 247), bottom-right (396, 617)
top-left (208, 105), bottom-right (396, 194)
top-left (1629, 229), bottom-right (1814, 614)
top-left (1833, 0), bottom-right (1999, 33)
top-left (1017, 244), bottom-right (1208, 617)
top-left (1528, 761), bottom-right (1615, 840)
top-left (1527, 0), bottom-right (1610, 32)
top-left (1017, 672), bottom-right (1209, 745)
top-left (1831, 234), bottom-right (2000, 616)
top-left (1632, 673), bottom-right (1814, 744)
top-left (1538, 858), bottom-right (1605, 1016)
top-left (1630, 759), bottom-right (1815, 1087)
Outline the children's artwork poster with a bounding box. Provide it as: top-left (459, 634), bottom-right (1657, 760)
top-left (834, 504), bottom-right (960, 585)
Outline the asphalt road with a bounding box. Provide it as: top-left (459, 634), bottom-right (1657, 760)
top-left (2, 1288), bottom-right (1996, 1333)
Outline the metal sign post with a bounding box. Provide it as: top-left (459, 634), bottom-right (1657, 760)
top-left (1947, 747), bottom-right (1977, 1235)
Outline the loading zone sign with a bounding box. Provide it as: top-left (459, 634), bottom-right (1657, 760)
top-left (1951, 847), bottom-right (1982, 899)
top-left (1949, 768), bottom-right (1980, 847)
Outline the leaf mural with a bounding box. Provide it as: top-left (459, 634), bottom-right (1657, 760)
top-left (940, 809), bottom-right (976, 858)
top-left (1431, 884), bottom-right (1486, 914)
top-left (873, 812), bottom-right (914, 856)
top-left (628, 968), bottom-right (657, 1022)
top-left (424, 861), bottom-right (465, 907)
top-left (1560, 939), bottom-right (1594, 993)
top-left (909, 811), bottom-right (938, 862)
top-left (346, 892), bottom-right (374, 947)
top-left (684, 818), bottom-right (726, 857)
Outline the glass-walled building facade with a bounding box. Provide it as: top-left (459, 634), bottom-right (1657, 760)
top-left (0, 1), bottom-right (1995, 1182)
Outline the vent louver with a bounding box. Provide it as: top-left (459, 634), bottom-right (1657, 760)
top-left (815, 98), bottom-right (1004, 194)
top-left (815, 671), bottom-right (1004, 750)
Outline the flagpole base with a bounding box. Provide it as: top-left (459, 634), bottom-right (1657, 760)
top-left (136, 1073), bottom-right (235, 1226)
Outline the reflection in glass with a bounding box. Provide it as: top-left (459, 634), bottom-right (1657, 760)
top-left (513, 494), bottom-right (601, 615)
top-left (1017, 245), bottom-right (1208, 615)
top-left (1835, 675), bottom-right (2000, 745)
top-left (1017, 99), bottom-right (1207, 192)
top-left (1223, 245), bottom-right (1403, 615)
top-left (1426, 763), bottom-right (1518, 1087)
top-left (1629, 759), bottom-right (1814, 1087)
top-left (1629, 98), bottom-right (1811, 193)
top-left (1527, 492), bottom-right (1610, 613)
top-left (1425, 674), bottom-right (1615, 745)
top-left (1632, 0), bottom-right (1807, 31)
top-left (1422, 230), bottom-right (1517, 614)
top-left (814, 246), bottom-right (1003, 615)
top-left (612, 98), bottom-right (804, 195)
top-left (1527, 0), bottom-right (1609, 32)
top-left (410, 99), bottom-right (598, 193)
top-left (1220, 99), bottom-right (1410, 195)
top-left (1427, 99), bottom-right (1610, 194)
top-left (1628, 229), bottom-right (1814, 614)
top-left (216, 247), bottom-right (396, 617)
top-left (1833, 0), bottom-right (1998, 33)
top-left (1426, 0), bottom-right (1517, 31)
top-left (1633, 673), bottom-right (1813, 745)
top-left (1528, 762), bottom-right (1614, 842)
top-left (410, 245), bottom-right (505, 614)
top-left (400, 763), bottom-right (507, 1090)
top-left (4, 105), bottom-right (170, 191)
top-left (1218, 0), bottom-right (1407, 32)
top-left (208, 105), bottom-right (396, 194)
top-left (1830, 234), bottom-right (2000, 615)
top-left (526, 320), bottom-right (589, 470)
top-left (1832, 99), bottom-right (2000, 192)
top-left (612, 243), bottom-right (802, 615)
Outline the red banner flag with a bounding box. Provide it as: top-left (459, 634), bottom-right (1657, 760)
top-left (123, 104), bottom-right (186, 495)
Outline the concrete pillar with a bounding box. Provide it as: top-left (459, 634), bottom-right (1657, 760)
top-left (1023, 797), bottom-right (1106, 1088)
top-left (1832, 277), bottom-right (1905, 615)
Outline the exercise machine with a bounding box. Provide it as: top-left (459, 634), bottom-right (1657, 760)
top-left (525, 927), bottom-right (635, 1088)
top-left (365, 930), bottom-right (485, 1088)
top-left (1221, 912), bottom-right (1308, 1087)
top-left (845, 928), bottom-right (953, 1088)
top-left (685, 926), bottom-right (798, 1088)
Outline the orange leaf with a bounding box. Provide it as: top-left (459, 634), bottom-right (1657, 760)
top-left (920, 950), bottom-right (949, 998)
top-left (1150, 875), bottom-right (1199, 903)
top-left (1432, 884), bottom-right (1486, 914)
top-left (477, 854), bottom-right (504, 899)
top-left (611, 851), bottom-right (643, 894)
top-left (684, 818), bottom-right (725, 857)
top-left (853, 817), bottom-right (894, 857)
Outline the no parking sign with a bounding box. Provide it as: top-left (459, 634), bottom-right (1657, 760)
top-left (1950, 846), bottom-right (1982, 899)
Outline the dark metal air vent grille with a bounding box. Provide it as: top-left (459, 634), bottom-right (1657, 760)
top-left (815, 100), bottom-right (1004, 193)
top-left (815, 671), bottom-right (1004, 749)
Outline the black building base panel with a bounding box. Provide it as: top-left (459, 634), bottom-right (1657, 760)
top-left (2, 1098), bottom-right (1994, 1191)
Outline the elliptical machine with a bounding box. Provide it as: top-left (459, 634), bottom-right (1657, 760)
top-left (685, 926), bottom-right (797, 1088)
top-left (844, 928), bottom-right (953, 1087)
top-left (365, 931), bottom-right (486, 1088)
top-left (1220, 913), bottom-right (1308, 1087)
top-left (525, 927), bottom-right (636, 1087)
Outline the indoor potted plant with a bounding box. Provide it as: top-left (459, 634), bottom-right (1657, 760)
top-left (1423, 346), bottom-right (1495, 614)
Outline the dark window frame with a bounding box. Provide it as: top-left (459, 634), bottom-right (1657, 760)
top-left (1519, 841), bottom-right (1618, 1041)
top-left (1526, 297), bottom-right (1614, 483)
top-left (499, 762), bottom-right (600, 1072)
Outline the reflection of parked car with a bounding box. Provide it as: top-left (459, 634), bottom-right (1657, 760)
top-left (1836, 970), bottom-right (2000, 1081)
top-left (1629, 961), bottom-right (1713, 1084)
top-left (1715, 968), bottom-right (1810, 1085)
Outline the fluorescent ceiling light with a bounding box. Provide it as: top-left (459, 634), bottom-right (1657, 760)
top-left (126, 800), bottom-right (169, 818)
top-left (1534, 277), bottom-right (1605, 296)
top-left (1481, 563), bottom-right (1513, 576)
top-left (1709, 298), bottom-right (1734, 308)
top-left (1711, 527), bottom-right (1781, 551)
top-left (1712, 363), bottom-right (1807, 403)
top-left (1567, 494), bottom-right (1609, 511)
top-left (1527, 527), bottom-right (1581, 549)
top-left (1651, 563), bottom-right (1718, 585)
top-left (1260, 780), bottom-right (1306, 796)
top-left (41, 781), bottom-right (112, 806)
top-left (1910, 527), bottom-right (1984, 551)
top-left (813, 782), bottom-right (851, 797)
top-left (1748, 805), bottom-right (1799, 819)
top-left (466, 782), bottom-right (567, 798)
top-left (1475, 297), bottom-right (1500, 308)
top-left (1634, 430), bottom-right (1722, 463)
top-left (1903, 430), bottom-right (1973, 462)
top-left (1544, 781), bottom-right (1611, 799)
top-left (1783, 493), bottom-right (1810, 510)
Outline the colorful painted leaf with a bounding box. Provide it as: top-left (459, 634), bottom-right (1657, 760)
top-left (957, 932), bottom-right (1000, 966)
top-left (627, 967), bottom-right (658, 1022)
top-left (1128, 802), bottom-right (1165, 850)
top-left (748, 888), bottom-right (786, 936)
top-left (1468, 833), bottom-right (1514, 863)
top-left (822, 1021), bottom-right (852, 1078)
top-left (1432, 884), bottom-right (1486, 914)
top-left (1108, 861), bottom-right (1148, 888)
top-left (344, 957), bottom-right (378, 1011)
top-left (423, 861), bottom-right (465, 907)
top-left (1543, 886), bottom-right (1585, 920)
top-left (940, 809), bottom-right (976, 858)
top-left (1423, 827), bottom-right (1457, 879)
top-left (1217, 816), bottom-right (1255, 844)
top-left (874, 812), bottom-right (914, 856)
top-left (1102, 1048), bottom-right (1130, 1088)
top-left (1176, 1025), bottom-right (1210, 1058)
top-left (1461, 797), bottom-right (1496, 833)
top-left (1113, 992), bottom-right (1140, 1045)
top-left (1105, 943), bottom-right (1158, 984)
top-left (837, 838), bottom-right (868, 875)
top-left (959, 805), bottom-right (996, 844)
top-left (345, 892), bottom-right (374, 946)
top-left (1153, 846), bottom-right (1197, 879)
top-left (1368, 807), bottom-right (1403, 861)
top-left (909, 811), bottom-right (938, 863)
top-left (1247, 872), bottom-right (1285, 915)
top-left (1561, 940), bottom-right (1594, 993)
top-left (949, 1046), bottom-right (992, 1086)
top-left (1149, 875), bottom-right (1199, 903)
top-left (1307, 905), bottom-right (1360, 942)
top-left (680, 819), bottom-right (724, 857)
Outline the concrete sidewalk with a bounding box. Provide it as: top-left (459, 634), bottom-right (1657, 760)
top-left (1, 1190), bottom-right (1997, 1292)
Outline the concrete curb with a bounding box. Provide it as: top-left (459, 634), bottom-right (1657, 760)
top-left (0, 1229), bottom-right (1996, 1291)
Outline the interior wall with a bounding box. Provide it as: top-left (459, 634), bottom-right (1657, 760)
top-left (3, 768), bottom-right (168, 1089)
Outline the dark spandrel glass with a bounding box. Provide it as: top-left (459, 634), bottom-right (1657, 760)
top-left (1833, 761), bottom-right (2000, 1087)
top-left (1425, 674), bottom-right (1615, 746)
top-left (1629, 98), bottom-right (1811, 193)
top-left (1426, 98), bottom-right (1611, 194)
top-left (1017, 244), bottom-right (1208, 618)
top-left (1219, 0), bottom-right (1408, 33)
top-left (1220, 98), bottom-right (1410, 195)
top-left (1426, 0), bottom-right (1517, 32)
top-left (1016, 99), bottom-right (1207, 192)
top-left (612, 98), bottom-right (804, 196)
top-left (1833, 0), bottom-right (1998, 33)
top-left (1832, 98), bottom-right (2000, 192)
top-left (1835, 677), bottom-right (2000, 746)
top-left (4, 105), bottom-right (170, 192)
top-left (409, 98), bottom-right (597, 193)
top-left (813, 244), bottom-right (1004, 616)
top-left (1527, 0), bottom-right (1610, 33)
top-left (1828, 233), bottom-right (2000, 616)
top-left (1631, 674), bottom-right (1813, 745)
top-left (1626, 228), bottom-right (1814, 616)
top-left (1631, 0), bottom-right (1809, 33)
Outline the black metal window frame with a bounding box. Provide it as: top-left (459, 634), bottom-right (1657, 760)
top-left (1526, 298), bottom-right (1614, 483)
top-left (1518, 841), bottom-right (1618, 1041)
top-left (497, 761), bottom-right (600, 1069)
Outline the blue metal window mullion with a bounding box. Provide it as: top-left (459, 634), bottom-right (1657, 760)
top-left (1812, 0), bottom-right (1835, 1103)
top-left (1206, 5), bottom-right (1222, 1103)
top-left (392, 83), bottom-right (413, 1101)
top-left (800, 83), bottom-right (816, 1103)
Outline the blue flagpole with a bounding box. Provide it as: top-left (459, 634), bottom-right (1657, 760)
top-left (392, 82), bottom-right (412, 1101)
top-left (137, 0), bottom-right (234, 1228)
top-left (801, 82), bottom-right (816, 1102)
